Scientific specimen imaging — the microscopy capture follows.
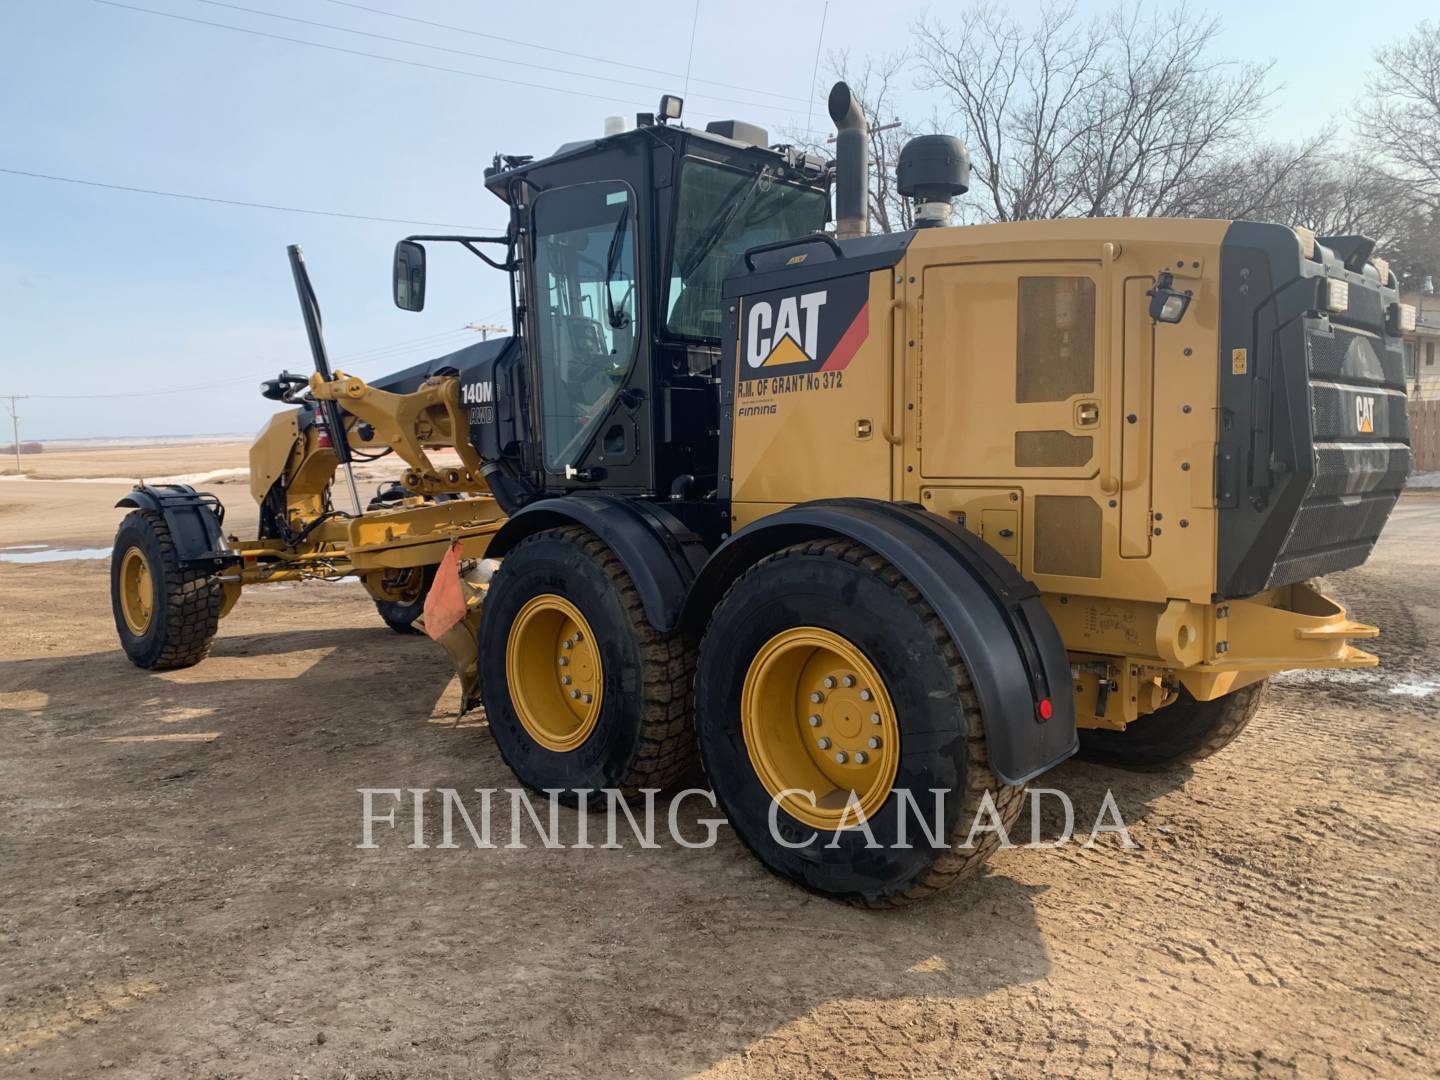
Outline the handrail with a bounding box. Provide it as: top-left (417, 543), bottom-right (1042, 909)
top-left (742, 232), bottom-right (844, 271)
top-left (882, 298), bottom-right (905, 446)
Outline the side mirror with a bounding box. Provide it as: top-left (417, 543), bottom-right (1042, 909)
top-left (393, 240), bottom-right (426, 311)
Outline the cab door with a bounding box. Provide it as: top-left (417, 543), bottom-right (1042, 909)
top-left (526, 180), bottom-right (649, 489)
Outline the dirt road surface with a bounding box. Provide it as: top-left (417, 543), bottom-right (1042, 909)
top-left (2, 450), bottom-right (1437, 1078)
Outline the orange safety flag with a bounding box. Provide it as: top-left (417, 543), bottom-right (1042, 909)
top-left (422, 541), bottom-right (468, 640)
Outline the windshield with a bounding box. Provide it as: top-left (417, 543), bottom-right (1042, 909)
top-left (666, 159), bottom-right (827, 339)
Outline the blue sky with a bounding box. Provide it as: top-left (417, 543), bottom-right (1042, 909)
top-left (0, 0), bottom-right (1406, 440)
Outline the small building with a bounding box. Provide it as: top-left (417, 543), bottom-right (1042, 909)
top-left (1401, 288), bottom-right (1440, 400)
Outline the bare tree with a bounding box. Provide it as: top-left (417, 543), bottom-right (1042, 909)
top-left (912, 3), bottom-right (1285, 222)
top-left (1357, 21), bottom-right (1440, 214)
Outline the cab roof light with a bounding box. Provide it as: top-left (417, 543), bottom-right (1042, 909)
top-left (658, 94), bottom-right (683, 124)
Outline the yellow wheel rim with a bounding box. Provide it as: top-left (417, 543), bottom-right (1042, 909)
top-left (505, 594), bottom-right (603, 753)
top-left (118, 546), bottom-right (155, 636)
top-left (742, 627), bottom-right (900, 830)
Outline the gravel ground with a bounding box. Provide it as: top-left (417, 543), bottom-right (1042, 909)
top-left (1, 471), bottom-right (1437, 1079)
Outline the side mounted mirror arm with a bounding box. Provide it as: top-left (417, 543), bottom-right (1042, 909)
top-left (402, 234), bottom-right (516, 272)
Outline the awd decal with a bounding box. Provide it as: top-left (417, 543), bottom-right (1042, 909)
top-left (737, 273), bottom-right (870, 386)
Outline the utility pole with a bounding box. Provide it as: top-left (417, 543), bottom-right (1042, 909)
top-left (465, 322), bottom-right (509, 341)
top-left (3, 395), bottom-right (27, 476)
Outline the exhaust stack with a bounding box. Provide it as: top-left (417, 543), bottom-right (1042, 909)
top-left (828, 82), bottom-right (868, 240)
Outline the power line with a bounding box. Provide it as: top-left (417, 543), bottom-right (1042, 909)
top-left (17, 325), bottom-right (512, 401)
top-left (92, 0), bottom-right (686, 116)
top-left (186, 0), bottom-right (799, 117)
top-left (25, 377), bottom-right (261, 400)
top-left (333, 327), bottom-right (478, 364)
top-left (0, 167), bottom-right (499, 230)
top-left (317, 0), bottom-right (811, 105)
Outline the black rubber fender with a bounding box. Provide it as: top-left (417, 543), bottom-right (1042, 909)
top-left (115, 484), bottom-right (236, 573)
top-left (484, 495), bottom-right (708, 633)
top-left (684, 498), bottom-right (1077, 785)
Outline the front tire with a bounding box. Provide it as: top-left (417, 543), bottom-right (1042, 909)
top-left (1076, 680), bottom-right (1268, 769)
top-left (110, 509), bottom-right (222, 670)
top-left (371, 565), bottom-right (437, 634)
top-left (478, 527), bottom-right (695, 795)
top-left (695, 540), bottom-right (1022, 907)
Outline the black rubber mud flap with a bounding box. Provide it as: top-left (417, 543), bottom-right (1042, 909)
top-left (687, 498), bottom-right (1077, 785)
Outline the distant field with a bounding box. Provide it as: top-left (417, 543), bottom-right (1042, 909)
top-left (0, 439), bottom-right (254, 482)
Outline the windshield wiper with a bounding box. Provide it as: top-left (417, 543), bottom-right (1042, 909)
top-left (604, 204), bottom-right (633, 330)
top-left (678, 167), bottom-right (771, 279)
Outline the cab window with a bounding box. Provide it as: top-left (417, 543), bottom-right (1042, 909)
top-left (531, 181), bottom-right (638, 470)
top-left (667, 160), bottom-right (826, 339)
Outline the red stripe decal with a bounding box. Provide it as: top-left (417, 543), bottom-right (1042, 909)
top-left (819, 301), bottom-right (869, 372)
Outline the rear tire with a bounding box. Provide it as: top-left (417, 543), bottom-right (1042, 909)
top-left (695, 540), bottom-right (1022, 907)
top-left (372, 565), bottom-right (437, 634)
top-left (478, 527), bottom-right (695, 796)
top-left (1076, 680), bottom-right (1268, 769)
top-left (110, 509), bottom-right (222, 670)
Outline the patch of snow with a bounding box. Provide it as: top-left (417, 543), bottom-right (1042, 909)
top-left (1408, 471), bottom-right (1440, 490)
top-left (1390, 681), bottom-right (1439, 698)
top-left (0, 546), bottom-right (112, 564)
top-left (0, 467), bottom-right (249, 486)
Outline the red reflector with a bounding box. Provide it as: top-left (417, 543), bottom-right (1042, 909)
top-left (316, 430), bottom-right (331, 448)
top-left (1037, 698), bottom-right (1054, 721)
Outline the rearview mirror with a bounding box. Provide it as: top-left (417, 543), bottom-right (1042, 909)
top-left (393, 240), bottom-right (426, 311)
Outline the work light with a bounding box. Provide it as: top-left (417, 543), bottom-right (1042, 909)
top-left (1147, 271), bottom-right (1192, 324)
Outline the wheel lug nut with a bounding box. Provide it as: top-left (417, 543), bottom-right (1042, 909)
top-left (558, 657), bottom-right (569, 667)
top-left (570, 689), bottom-right (580, 699)
top-left (867, 736), bottom-right (881, 749)
top-left (810, 691), bottom-right (824, 703)
top-left (573, 631), bottom-right (583, 642)
top-left (561, 675), bottom-right (572, 685)
top-left (834, 751), bottom-right (848, 764)
top-left (854, 751), bottom-right (869, 765)
top-left (582, 693), bottom-right (593, 704)
top-left (562, 640), bottom-right (573, 650)
top-left (842, 675), bottom-right (855, 687)
top-left (870, 712), bottom-right (881, 725)
top-left (823, 676), bottom-right (836, 689)
top-left (817, 737), bottom-right (832, 750)
top-left (808, 714), bottom-right (822, 727)
top-left (859, 689), bottom-right (872, 701)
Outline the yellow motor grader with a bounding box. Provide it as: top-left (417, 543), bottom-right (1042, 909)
top-left (110, 85), bottom-right (1412, 905)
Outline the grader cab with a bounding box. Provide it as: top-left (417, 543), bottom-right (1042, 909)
top-left (110, 85), bottom-right (1412, 905)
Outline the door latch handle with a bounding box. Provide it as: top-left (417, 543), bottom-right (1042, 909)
top-left (1076, 400), bottom-right (1101, 427)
